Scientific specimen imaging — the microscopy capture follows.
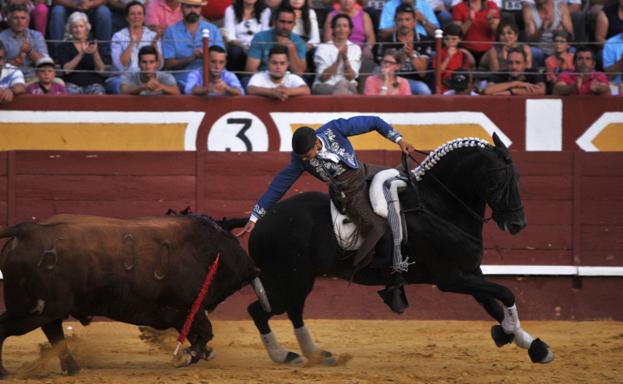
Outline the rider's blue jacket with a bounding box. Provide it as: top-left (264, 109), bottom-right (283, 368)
top-left (250, 116), bottom-right (402, 221)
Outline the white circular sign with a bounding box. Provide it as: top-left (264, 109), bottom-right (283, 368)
top-left (208, 111), bottom-right (268, 151)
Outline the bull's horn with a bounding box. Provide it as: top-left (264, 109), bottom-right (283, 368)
top-left (251, 277), bottom-right (271, 313)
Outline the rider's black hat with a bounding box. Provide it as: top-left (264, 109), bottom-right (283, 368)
top-left (292, 127), bottom-right (317, 155)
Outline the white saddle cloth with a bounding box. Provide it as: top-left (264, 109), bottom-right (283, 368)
top-left (330, 169), bottom-right (406, 250)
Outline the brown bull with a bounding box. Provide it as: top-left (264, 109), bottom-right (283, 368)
top-left (0, 213), bottom-right (266, 377)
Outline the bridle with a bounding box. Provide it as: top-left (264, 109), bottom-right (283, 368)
top-left (400, 151), bottom-right (521, 225)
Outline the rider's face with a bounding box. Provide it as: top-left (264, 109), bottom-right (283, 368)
top-left (300, 139), bottom-right (321, 161)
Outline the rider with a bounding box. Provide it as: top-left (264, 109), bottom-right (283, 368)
top-left (237, 115), bottom-right (415, 313)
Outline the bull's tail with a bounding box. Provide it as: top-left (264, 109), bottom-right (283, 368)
top-left (0, 222), bottom-right (37, 239)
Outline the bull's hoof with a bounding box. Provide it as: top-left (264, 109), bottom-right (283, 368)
top-left (528, 338), bottom-right (555, 364)
top-left (201, 347), bottom-right (216, 361)
top-left (308, 350), bottom-right (337, 366)
top-left (60, 357), bottom-right (80, 376)
top-left (283, 351), bottom-right (304, 365)
top-left (491, 325), bottom-right (515, 347)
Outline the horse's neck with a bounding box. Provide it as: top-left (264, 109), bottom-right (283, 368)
top-left (408, 148), bottom-right (489, 230)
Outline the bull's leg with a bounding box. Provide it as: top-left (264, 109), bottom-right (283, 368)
top-left (0, 313), bottom-right (63, 377)
top-left (436, 272), bottom-right (555, 364)
top-left (41, 319), bottom-right (80, 375)
top-left (247, 300), bottom-right (303, 365)
top-left (287, 302), bottom-right (336, 366)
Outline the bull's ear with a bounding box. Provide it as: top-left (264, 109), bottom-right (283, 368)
top-left (492, 132), bottom-right (511, 162)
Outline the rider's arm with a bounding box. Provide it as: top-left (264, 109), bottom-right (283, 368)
top-left (324, 115), bottom-right (402, 143)
top-left (250, 154), bottom-right (305, 222)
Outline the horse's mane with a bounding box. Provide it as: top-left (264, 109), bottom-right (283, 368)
top-left (411, 137), bottom-right (492, 181)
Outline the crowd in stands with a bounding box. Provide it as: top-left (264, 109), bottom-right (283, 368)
top-left (1, 0), bottom-right (623, 104)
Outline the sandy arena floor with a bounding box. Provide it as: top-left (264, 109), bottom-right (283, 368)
top-left (2, 320), bottom-right (622, 384)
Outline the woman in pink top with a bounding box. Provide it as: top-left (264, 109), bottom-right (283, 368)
top-left (364, 49), bottom-right (411, 95)
top-left (323, 0), bottom-right (375, 57)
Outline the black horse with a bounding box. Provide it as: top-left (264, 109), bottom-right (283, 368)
top-left (246, 134), bottom-right (554, 365)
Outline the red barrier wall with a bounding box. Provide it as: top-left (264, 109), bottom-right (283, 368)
top-left (1, 96), bottom-right (623, 319)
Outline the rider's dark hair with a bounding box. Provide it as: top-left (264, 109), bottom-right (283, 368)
top-left (292, 127), bottom-right (317, 155)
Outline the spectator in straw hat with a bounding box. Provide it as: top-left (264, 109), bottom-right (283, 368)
top-left (162, 0), bottom-right (224, 89)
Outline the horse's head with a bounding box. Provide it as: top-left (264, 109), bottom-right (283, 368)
top-left (488, 133), bottom-right (526, 234)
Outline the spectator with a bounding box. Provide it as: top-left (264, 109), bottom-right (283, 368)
top-left (452, 0), bottom-right (500, 65)
top-left (480, 18), bottom-right (532, 74)
top-left (522, 0), bottom-right (574, 67)
top-left (483, 47), bottom-right (546, 95)
top-left (544, 30), bottom-right (573, 86)
top-left (162, 0), bottom-right (224, 89)
top-left (245, 5), bottom-right (307, 75)
top-left (378, 0), bottom-right (440, 38)
top-left (594, 0), bottom-right (623, 44)
top-left (185, 45), bottom-right (244, 95)
top-left (323, 0), bottom-right (376, 92)
top-left (145, 0), bottom-right (182, 39)
top-left (49, 0), bottom-right (112, 60)
top-left (0, 3), bottom-right (47, 81)
top-left (121, 45), bottom-right (179, 94)
top-left (247, 44), bottom-right (311, 100)
top-left (433, 22), bottom-right (474, 94)
top-left (26, 56), bottom-right (68, 94)
top-left (57, 12), bottom-right (107, 94)
top-left (553, 47), bottom-right (610, 95)
top-left (0, 0), bottom-right (48, 37)
top-left (0, 40), bottom-right (26, 104)
top-left (108, 1), bottom-right (162, 94)
top-left (323, 0), bottom-right (375, 55)
top-left (443, 68), bottom-right (478, 95)
top-left (364, 48), bottom-right (411, 95)
top-left (222, 0), bottom-right (271, 73)
top-left (376, 3), bottom-right (433, 95)
top-left (286, 0), bottom-right (320, 49)
top-left (200, 0), bottom-right (230, 21)
top-left (312, 13), bottom-right (361, 94)
top-left (603, 29), bottom-right (623, 93)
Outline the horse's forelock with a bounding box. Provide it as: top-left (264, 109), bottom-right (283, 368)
top-left (410, 137), bottom-right (491, 181)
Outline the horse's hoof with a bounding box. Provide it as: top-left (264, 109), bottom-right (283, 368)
top-left (313, 350), bottom-right (337, 366)
top-left (528, 338), bottom-right (555, 364)
top-left (283, 351), bottom-right (304, 365)
top-left (491, 325), bottom-right (514, 347)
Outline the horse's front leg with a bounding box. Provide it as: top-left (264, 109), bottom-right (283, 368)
top-left (437, 272), bottom-right (555, 364)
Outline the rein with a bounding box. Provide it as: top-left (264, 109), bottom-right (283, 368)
top-left (401, 152), bottom-right (492, 224)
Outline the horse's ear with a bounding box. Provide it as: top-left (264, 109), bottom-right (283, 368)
top-left (492, 132), bottom-right (511, 162)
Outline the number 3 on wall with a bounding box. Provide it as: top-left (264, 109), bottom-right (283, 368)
top-left (207, 112), bottom-right (269, 152)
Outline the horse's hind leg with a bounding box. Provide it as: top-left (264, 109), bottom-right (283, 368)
top-left (41, 319), bottom-right (80, 375)
top-left (438, 271), bottom-right (555, 364)
top-left (287, 301), bottom-right (337, 366)
top-left (248, 300), bottom-right (304, 364)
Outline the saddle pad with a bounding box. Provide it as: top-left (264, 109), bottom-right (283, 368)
top-left (330, 168), bottom-right (406, 250)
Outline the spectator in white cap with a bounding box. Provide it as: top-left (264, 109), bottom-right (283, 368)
top-left (26, 56), bottom-right (68, 95)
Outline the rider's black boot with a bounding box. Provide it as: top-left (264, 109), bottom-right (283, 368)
top-left (377, 272), bottom-right (408, 314)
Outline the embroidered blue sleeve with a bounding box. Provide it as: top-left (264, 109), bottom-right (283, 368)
top-left (323, 116), bottom-right (402, 143)
top-left (251, 153), bottom-right (305, 220)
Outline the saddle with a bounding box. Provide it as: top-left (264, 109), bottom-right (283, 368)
top-left (330, 169), bottom-right (407, 251)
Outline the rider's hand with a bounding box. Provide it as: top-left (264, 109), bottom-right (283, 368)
top-left (235, 220), bottom-right (255, 238)
top-left (398, 140), bottom-right (415, 156)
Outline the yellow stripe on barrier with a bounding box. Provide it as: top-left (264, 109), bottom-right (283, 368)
top-left (592, 123), bottom-right (623, 151)
top-left (0, 123), bottom-right (188, 151)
